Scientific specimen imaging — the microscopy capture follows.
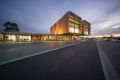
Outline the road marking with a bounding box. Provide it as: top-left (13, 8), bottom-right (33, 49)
top-left (0, 42), bottom-right (80, 66)
top-left (96, 43), bottom-right (120, 80)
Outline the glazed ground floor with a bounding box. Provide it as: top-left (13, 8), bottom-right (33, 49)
top-left (0, 32), bottom-right (81, 42)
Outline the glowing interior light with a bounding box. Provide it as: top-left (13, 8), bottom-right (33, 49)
top-left (11, 35), bottom-right (16, 41)
top-left (85, 31), bottom-right (88, 35)
top-left (7, 35), bottom-right (16, 41)
top-left (75, 29), bottom-right (79, 33)
top-left (69, 27), bottom-right (74, 33)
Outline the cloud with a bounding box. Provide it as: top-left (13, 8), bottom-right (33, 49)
top-left (92, 7), bottom-right (120, 35)
top-left (0, 0), bottom-right (120, 35)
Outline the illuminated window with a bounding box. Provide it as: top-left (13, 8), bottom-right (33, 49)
top-left (19, 35), bottom-right (31, 41)
top-left (84, 25), bottom-right (89, 35)
top-left (69, 22), bottom-right (74, 26)
top-left (84, 28), bottom-right (88, 35)
top-left (69, 18), bottom-right (74, 22)
top-left (6, 35), bottom-right (16, 41)
top-left (75, 28), bottom-right (79, 33)
top-left (75, 21), bottom-right (79, 24)
top-left (75, 24), bottom-right (79, 27)
top-left (69, 27), bottom-right (74, 33)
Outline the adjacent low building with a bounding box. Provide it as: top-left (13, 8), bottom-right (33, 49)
top-left (0, 32), bottom-right (80, 42)
top-left (0, 32), bottom-right (31, 42)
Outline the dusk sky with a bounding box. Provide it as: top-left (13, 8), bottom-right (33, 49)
top-left (0, 0), bottom-right (120, 34)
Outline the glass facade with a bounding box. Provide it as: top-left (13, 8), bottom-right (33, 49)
top-left (68, 15), bottom-right (80, 34)
top-left (84, 25), bottom-right (89, 35)
top-left (82, 20), bottom-right (90, 35)
top-left (69, 27), bottom-right (74, 33)
top-left (83, 22), bottom-right (90, 35)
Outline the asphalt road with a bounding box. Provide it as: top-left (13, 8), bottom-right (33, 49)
top-left (0, 42), bottom-right (74, 64)
top-left (98, 41), bottom-right (120, 78)
top-left (0, 41), bottom-right (105, 80)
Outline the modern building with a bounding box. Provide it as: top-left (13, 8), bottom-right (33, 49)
top-left (82, 20), bottom-right (91, 35)
top-left (0, 11), bottom-right (91, 42)
top-left (50, 11), bottom-right (82, 35)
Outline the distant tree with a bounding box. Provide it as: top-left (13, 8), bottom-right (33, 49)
top-left (4, 21), bottom-right (20, 32)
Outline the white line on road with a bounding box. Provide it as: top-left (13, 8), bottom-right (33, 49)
top-left (0, 42), bottom-right (80, 66)
top-left (96, 43), bottom-right (120, 80)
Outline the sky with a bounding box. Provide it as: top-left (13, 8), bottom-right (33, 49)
top-left (0, 0), bottom-right (120, 35)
